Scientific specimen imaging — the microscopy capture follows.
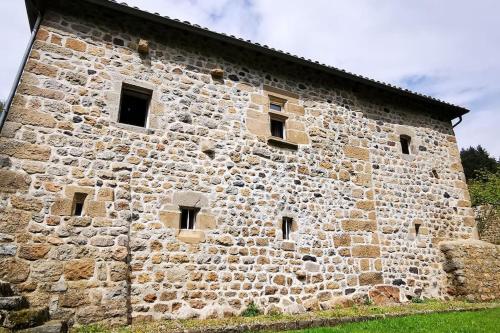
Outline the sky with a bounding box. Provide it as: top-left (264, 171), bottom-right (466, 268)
top-left (1, 0), bottom-right (498, 157)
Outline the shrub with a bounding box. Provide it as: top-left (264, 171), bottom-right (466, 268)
top-left (468, 170), bottom-right (500, 237)
top-left (411, 297), bottom-right (425, 304)
top-left (241, 301), bottom-right (261, 317)
top-left (468, 170), bottom-right (500, 207)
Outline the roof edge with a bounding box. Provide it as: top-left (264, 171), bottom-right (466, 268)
top-left (25, 0), bottom-right (469, 118)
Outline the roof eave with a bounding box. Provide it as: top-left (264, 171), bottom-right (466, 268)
top-left (26, 0), bottom-right (469, 118)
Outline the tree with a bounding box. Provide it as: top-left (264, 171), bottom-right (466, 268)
top-left (468, 170), bottom-right (500, 207)
top-left (460, 145), bottom-right (498, 181)
top-left (468, 170), bottom-right (500, 240)
top-left (0, 100), bottom-right (4, 113)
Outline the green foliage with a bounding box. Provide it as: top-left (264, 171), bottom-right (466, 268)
top-left (468, 170), bottom-right (500, 207)
top-left (469, 170), bottom-right (499, 237)
top-left (72, 301), bottom-right (493, 333)
top-left (241, 301), bottom-right (261, 317)
top-left (460, 145), bottom-right (498, 181)
top-left (411, 297), bottom-right (425, 304)
top-left (285, 307), bottom-right (500, 332)
top-left (363, 298), bottom-right (373, 306)
top-left (0, 100), bottom-right (4, 113)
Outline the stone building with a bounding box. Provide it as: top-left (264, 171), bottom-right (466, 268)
top-left (0, 0), bottom-right (476, 326)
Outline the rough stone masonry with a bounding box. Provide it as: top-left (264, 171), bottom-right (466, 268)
top-left (0, 0), bottom-right (479, 326)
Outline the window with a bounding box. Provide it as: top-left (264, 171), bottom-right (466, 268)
top-left (270, 102), bottom-right (282, 112)
top-left (118, 85), bottom-right (151, 127)
top-left (414, 223), bottom-right (421, 236)
top-left (269, 97), bottom-right (285, 112)
top-left (180, 207), bottom-right (198, 230)
top-left (270, 119), bottom-right (285, 139)
top-left (282, 217), bottom-right (293, 240)
top-left (72, 193), bottom-right (87, 216)
top-left (400, 135), bottom-right (411, 155)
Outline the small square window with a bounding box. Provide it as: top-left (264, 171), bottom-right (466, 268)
top-left (282, 217), bottom-right (293, 240)
top-left (72, 193), bottom-right (87, 216)
top-left (270, 102), bottom-right (282, 112)
top-left (118, 85), bottom-right (151, 127)
top-left (180, 207), bottom-right (198, 230)
top-left (270, 119), bottom-right (285, 139)
top-left (400, 135), bottom-right (411, 155)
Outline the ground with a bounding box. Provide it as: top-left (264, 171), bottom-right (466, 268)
top-left (73, 301), bottom-right (499, 333)
top-left (285, 307), bottom-right (500, 333)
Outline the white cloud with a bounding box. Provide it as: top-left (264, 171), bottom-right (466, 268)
top-left (0, 1), bottom-right (31, 99)
top-left (1, 0), bottom-right (498, 157)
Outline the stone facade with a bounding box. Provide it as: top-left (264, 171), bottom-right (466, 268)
top-left (0, 0), bottom-right (477, 326)
top-left (440, 240), bottom-right (500, 301)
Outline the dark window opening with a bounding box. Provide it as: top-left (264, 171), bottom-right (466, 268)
top-left (72, 193), bottom-right (87, 216)
top-left (400, 135), bottom-right (411, 155)
top-left (180, 207), bottom-right (198, 230)
top-left (270, 102), bottom-right (282, 112)
top-left (414, 223), bottom-right (421, 236)
top-left (118, 85), bottom-right (151, 127)
top-left (270, 119), bottom-right (285, 139)
top-left (432, 169), bottom-right (439, 179)
top-left (282, 217), bottom-right (293, 240)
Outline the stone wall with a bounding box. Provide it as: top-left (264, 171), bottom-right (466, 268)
top-left (440, 240), bottom-right (499, 301)
top-left (0, 1), bottom-right (474, 325)
top-left (475, 206), bottom-right (500, 245)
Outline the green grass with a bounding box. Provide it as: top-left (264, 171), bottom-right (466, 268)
top-left (285, 308), bottom-right (500, 333)
top-left (73, 301), bottom-right (499, 333)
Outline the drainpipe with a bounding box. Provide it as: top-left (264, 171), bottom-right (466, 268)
top-left (0, 10), bottom-right (43, 132)
top-left (452, 116), bottom-right (463, 128)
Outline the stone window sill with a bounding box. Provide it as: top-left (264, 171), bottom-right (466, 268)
top-left (268, 110), bottom-right (289, 120)
top-left (268, 137), bottom-right (298, 150)
top-left (401, 154), bottom-right (415, 162)
top-left (281, 240), bottom-right (296, 251)
top-left (113, 122), bottom-right (155, 135)
top-left (177, 229), bottom-right (206, 244)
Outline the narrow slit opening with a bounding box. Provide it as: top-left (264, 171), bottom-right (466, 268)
top-left (282, 217), bottom-right (293, 240)
top-left (73, 193), bottom-right (87, 216)
top-left (400, 135), bottom-right (411, 155)
top-left (414, 223), bottom-right (421, 236)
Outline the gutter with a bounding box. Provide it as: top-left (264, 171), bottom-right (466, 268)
top-left (0, 4), bottom-right (42, 132)
top-left (452, 116), bottom-right (463, 128)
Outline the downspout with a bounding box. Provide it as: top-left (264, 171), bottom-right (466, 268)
top-left (0, 9), bottom-right (43, 132)
top-left (452, 116), bottom-right (463, 128)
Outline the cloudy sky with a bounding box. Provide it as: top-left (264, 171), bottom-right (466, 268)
top-left (1, 0), bottom-right (499, 157)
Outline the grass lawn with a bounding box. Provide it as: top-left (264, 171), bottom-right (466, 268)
top-left (285, 307), bottom-right (500, 333)
top-left (74, 301), bottom-right (499, 333)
